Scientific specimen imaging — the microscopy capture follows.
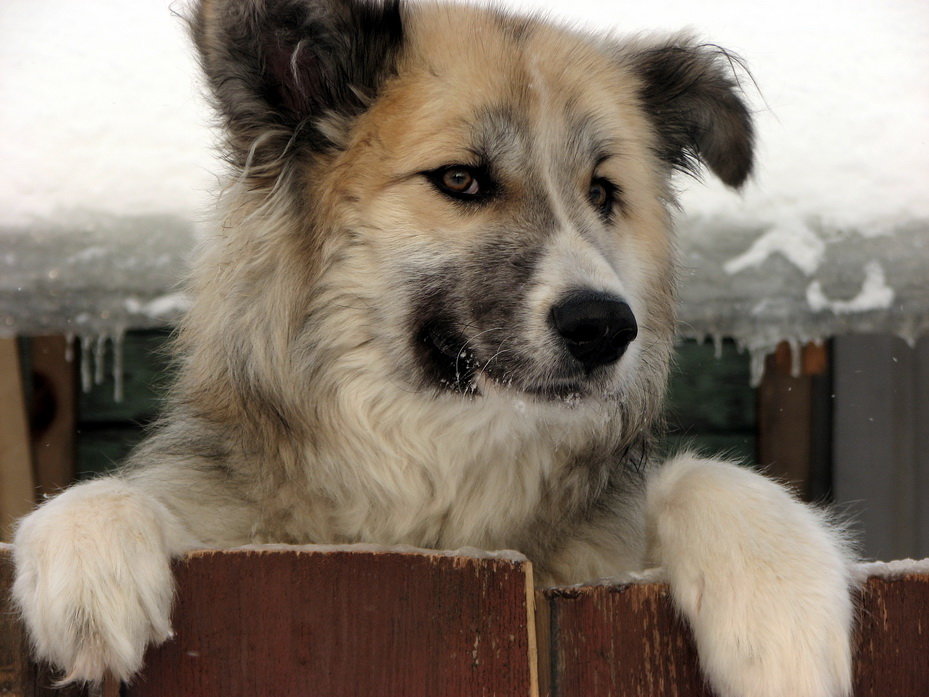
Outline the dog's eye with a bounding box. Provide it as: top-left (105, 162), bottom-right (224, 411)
top-left (441, 167), bottom-right (480, 195)
top-left (588, 177), bottom-right (616, 218)
top-left (425, 165), bottom-right (493, 202)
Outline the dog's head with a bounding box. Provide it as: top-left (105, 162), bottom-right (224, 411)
top-left (189, 0), bottom-right (752, 429)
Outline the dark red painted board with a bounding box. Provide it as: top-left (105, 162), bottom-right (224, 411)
top-left (538, 583), bottom-right (711, 697)
top-left (538, 574), bottom-right (929, 697)
top-left (3, 544), bottom-right (928, 697)
top-left (126, 548), bottom-right (537, 697)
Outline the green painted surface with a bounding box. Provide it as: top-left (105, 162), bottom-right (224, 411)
top-left (76, 330), bottom-right (174, 478)
top-left (660, 339), bottom-right (756, 463)
top-left (76, 332), bottom-right (757, 477)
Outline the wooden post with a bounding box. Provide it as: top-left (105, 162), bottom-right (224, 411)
top-left (28, 336), bottom-right (77, 497)
top-left (0, 339), bottom-right (35, 541)
top-left (757, 341), bottom-right (832, 500)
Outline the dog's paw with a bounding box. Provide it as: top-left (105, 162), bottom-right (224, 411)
top-left (646, 455), bottom-right (854, 697)
top-left (12, 478), bottom-right (193, 684)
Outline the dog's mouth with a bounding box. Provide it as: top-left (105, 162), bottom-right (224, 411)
top-left (417, 320), bottom-right (481, 393)
top-left (416, 320), bottom-right (592, 401)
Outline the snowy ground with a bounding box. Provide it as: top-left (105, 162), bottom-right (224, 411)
top-left (2, 0), bottom-right (927, 376)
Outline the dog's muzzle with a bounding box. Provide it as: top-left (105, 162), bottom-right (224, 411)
top-left (549, 290), bottom-right (638, 371)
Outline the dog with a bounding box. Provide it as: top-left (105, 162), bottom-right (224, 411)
top-left (12, 1), bottom-right (855, 695)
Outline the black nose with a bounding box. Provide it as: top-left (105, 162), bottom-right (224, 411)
top-left (550, 291), bottom-right (638, 370)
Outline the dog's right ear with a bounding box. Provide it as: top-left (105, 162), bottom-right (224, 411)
top-left (192, 0), bottom-right (404, 172)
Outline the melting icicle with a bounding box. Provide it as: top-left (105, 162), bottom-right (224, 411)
top-left (80, 335), bottom-right (93, 392)
top-left (93, 334), bottom-right (107, 385)
top-left (713, 334), bottom-right (724, 360)
top-left (789, 339), bottom-right (802, 378)
top-left (113, 330), bottom-right (125, 403)
top-left (64, 333), bottom-right (75, 363)
top-left (749, 347), bottom-right (767, 388)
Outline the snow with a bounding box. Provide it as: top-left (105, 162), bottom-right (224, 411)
top-left (853, 558), bottom-right (929, 582)
top-left (1, 0), bottom-right (928, 366)
top-left (197, 543), bottom-right (530, 564)
top-left (723, 225), bottom-right (826, 277)
top-left (0, 0), bottom-right (215, 226)
top-left (806, 261), bottom-right (895, 315)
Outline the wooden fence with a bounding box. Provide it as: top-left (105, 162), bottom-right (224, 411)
top-left (2, 545), bottom-right (927, 696)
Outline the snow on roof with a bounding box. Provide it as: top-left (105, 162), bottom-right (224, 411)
top-left (2, 0), bottom-right (928, 365)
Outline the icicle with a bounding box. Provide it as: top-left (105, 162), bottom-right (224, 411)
top-left (749, 347), bottom-right (767, 388)
top-left (80, 335), bottom-right (93, 392)
top-left (789, 339), bottom-right (802, 378)
top-left (64, 333), bottom-right (75, 363)
top-left (713, 334), bottom-right (724, 360)
top-left (113, 330), bottom-right (125, 403)
top-left (93, 334), bottom-right (107, 385)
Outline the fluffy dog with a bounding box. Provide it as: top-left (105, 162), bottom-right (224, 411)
top-left (13, 1), bottom-right (855, 695)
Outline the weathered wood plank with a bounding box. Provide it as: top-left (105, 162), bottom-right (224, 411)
top-left (28, 336), bottom-right (77, 497)
top-left (852, 573), bottom-right (929, 694)
top-left (757, 341), bottom-right (832, 500)
top-left (0, 340), bottom-right (34, 542)
top-left (540, 583), bottom-right (711, 697)
top-left (3, 544), bottom-right (927, 697)
top-left (539, 569), bottom-right (929, 697)
top-left (126, 548), bottom-right (538, 697)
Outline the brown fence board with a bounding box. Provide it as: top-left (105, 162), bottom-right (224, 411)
top-left (538, 571), bottom-right (929, 697)
top-left (538, 583), bottom-right (711, 697)
top-left (127, 548), bottom-right (537, 697)
top-left (853, 574), bottom-right (929, 695)
top-left (2, 545), bottom-right (927, 697)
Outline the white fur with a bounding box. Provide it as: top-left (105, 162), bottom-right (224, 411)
top-left (12, 478), bottom-right (196, 683)
top-left (645, 454), bottom-right (854, 697)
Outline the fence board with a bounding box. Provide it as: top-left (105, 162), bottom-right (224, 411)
top-left (0, 340), bottom-right (34, 542)
top-left (2, 546), bottom-right (928, 696)
top-left (127, 547), bottom-right (537, 697)
top-left (538, 570), bottom-right (929, 697)
top-left (28, 336), bottom-right (77, 498)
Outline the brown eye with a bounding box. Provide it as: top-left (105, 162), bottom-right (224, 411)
top-left (441, 167), bottom-right (479, 195)
top-left (424, 164), bottom-right (495, 202)
top-left (588, 177), bottom-right (616, 219)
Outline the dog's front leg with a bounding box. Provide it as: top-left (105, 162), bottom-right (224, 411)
top-left (12, 476), bottom-right (197, 684)
top-left (646, 453), bottom-right (854, 697)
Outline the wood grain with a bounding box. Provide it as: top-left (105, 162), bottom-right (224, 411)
top-left (853, 574), bottom-right (929, 695)
top-left (539, 573), bottom-right (929, 697)
top-left (758, 341), bottom-right (833, 500)
top-left (0, 339), bottom-right (35, 541)
top-left (539, 583), bottom-right (712, 697)
top-left (125, 548), bottom-right (537, 697)
top-left (2, 545), bottom-right (927, 697)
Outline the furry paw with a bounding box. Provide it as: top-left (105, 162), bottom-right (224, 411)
top-left (646, 455), bottom-right (854, 697)
top-left (12, 478), bottom-right (193, 684)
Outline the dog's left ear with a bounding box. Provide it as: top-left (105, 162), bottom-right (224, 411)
top-left (630, 39), bottom-right (755, 188)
